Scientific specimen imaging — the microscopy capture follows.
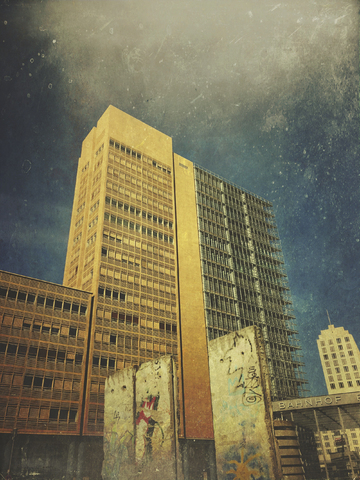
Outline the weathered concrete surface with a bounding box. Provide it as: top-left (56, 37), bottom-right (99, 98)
top-left (135, 356), bottom-right (179, 479)
top-left (208, 327), bottom-right (280, 480)
top-left (102, 366), bottom-right (136, 480)
top-left (102, 355), bottom-right (179, 480)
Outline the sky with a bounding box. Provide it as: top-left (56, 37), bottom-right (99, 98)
top-left (0, 0), bottom-right (359, 396)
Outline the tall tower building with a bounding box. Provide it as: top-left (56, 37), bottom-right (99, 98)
top-left (317, 322), bottom-right (360, 393)
top-left (316, 321), bottom-right (360, 465)
top-left (62, 106), bottom-right (307, 438)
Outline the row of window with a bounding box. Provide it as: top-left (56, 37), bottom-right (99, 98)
top-left (92, 171), bottom-right (102, 186)
top-left (205, 312), bottom-right (238, 332)
top-left (196, 192), bottom-right (222, 212)
top-left (94, 330), bottom-right (177, 350)
top-left (330, 380), bottom-right (360, 389)
top-left (250, 225), bottom-right (278, 242)
top-left (204, 293), bottom-right (236, 314)
top-left (107, 167), bottom-right (172, 201)
top-left (98, 286), bottom-right (126, 301)
top-left (77, 201), bottom-right (85, 214)
top-left (199, 206), bottom-right (225, 226)
top-left (195, 169), bottom-right (270, 216)
top-left (323, 351), bottom-right (354, 360)
top-left (203, 277), bottom-right (234, 298)
top-left (107, 179), bottom-right (173, 215)
top-left (326, 365), bottom-right (358, 374)
top-left (199, 219), bottom-right (226, 239)
top-left (320, 337), bottom-right (351, 347)
top-left (109, 139), bottom-right (171, 176)
top-left (96, 307), bottom-right (176, 328)
top-left (195, 180), bottom-right (222, 202)
top-left (92, 355), bottom-right (116, 369)
top-left (104, 212), bottom-right (174, 243)
top-left (3, 406), bottom-right (78, 423)
top-left (0, 288), bottom-right (88, 314)
top-left (109, 153), bottom-right (172, 188)
top-left (100, 247), bottom-right (175, 279)
top-left (23, 321), bottom-right (83, 339)
top-left (2, 314), bottom-right (84, 339)
top-left (97, 286), bottom-right (176, 312)
top-left (1, 372), bottom-right (81, 391)
top-left (97, 311), bottom-right (177, 333)
top-left (109, 311), bottom-right (138, 326)
top-left (200, 232), bottom-right (227, 251)
top-left (194, 168), bottom-right (222, 188)
top-left (95, 143), bottom-right (104, 157)
top-left (105, 196), bottom-right (173, 228)
top-left (102, 231), bottom-right (175, 260)
top-left (100, 266), bottom-right (175, 294)
top-left (0, 342), bottom-right (82, 364)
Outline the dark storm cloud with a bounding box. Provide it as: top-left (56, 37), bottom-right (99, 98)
top-left (0, 0), bottom-right (358, 395)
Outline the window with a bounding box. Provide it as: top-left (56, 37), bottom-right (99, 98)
top-left (55, 300), bottom-right (62, 310)
top-left (17, 291), bottom-right (26, 302)
top-left (37, 296), bottom-right (45, 306)
top-left (69, 327), bottom-right (77, 337)
top-left (72, 304), bottom-right (79, 314)
top-left (46, 298), bottom-right (54, 308)
top-left (23, 375), bottom-right (32, 387)
top-left (7, 289), bottom-right (17, 300)
top-left (339, 382), bottom-right (344, 388)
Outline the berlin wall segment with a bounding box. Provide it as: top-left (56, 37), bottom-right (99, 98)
top-left (208, 326), bottom-right (280, 480)
top-left (102, 355), bottom-right (178, 480)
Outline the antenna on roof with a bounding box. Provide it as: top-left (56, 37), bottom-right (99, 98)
top-left (326, 310), bottom-right (332, 326)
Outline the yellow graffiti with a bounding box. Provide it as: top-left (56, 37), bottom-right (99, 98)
top-left (226, 450), bottom-right (261, 480)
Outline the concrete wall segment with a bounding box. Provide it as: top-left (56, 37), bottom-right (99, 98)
top-left (102, 356), bottom-right (179, 480)
top-left (102, 366), bottom-right (136, 480)
top-left (208, 327), bottom-right (280, 480)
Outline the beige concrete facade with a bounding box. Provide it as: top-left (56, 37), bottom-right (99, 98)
top-left (173, 154), bottom-right (214, 440)
top-left (62, 106), bottom-right (214, 439)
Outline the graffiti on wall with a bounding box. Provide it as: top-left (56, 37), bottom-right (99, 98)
top-left (220, 332), bottom-right (263, 407)
top-left (103, 356), bottom-right (177, 480)
top-left (102, 428), bottom-right (134, 479)
top-left (135, 393), bottom-right (165, 460)
top-left (226, 449), bottom-right (262, 480)
top-left (208, 328), bottom-right (274, 480)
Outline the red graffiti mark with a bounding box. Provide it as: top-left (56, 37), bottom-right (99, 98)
top-left (136, 410), bottom-right (151, 425)
top-left (136, 395), bottom-right (159, 425)
top-left (141, 396), bottom-right (157, 410)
